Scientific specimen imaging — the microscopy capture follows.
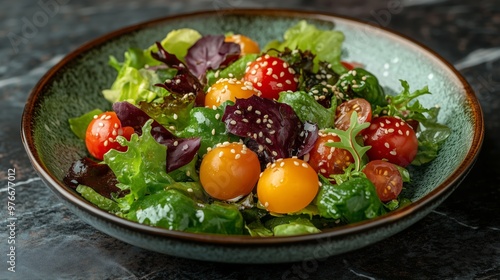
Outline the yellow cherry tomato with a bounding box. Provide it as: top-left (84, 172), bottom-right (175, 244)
top-left (257, 158), bottom-right (319, 214)
top-left (225, 34), bottom-right (260, 55)
top-left (200, 142), bottom-right (261, 201)
top-left (205, 78), bottom-right (259, 108)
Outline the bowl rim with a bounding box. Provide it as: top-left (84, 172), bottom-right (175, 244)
top-left (21, 8), bottom-right (484, 246)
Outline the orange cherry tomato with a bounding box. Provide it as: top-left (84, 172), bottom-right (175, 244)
top-left (85, 112), bottom-right (134, 160)
top-left (257, 158), bottom-right (319, 214)
top-left (200, 142), bottom-right (261, 201)
top-left (205, 78), bottom-right (260, 108)
top-left (225, 34), bottom-right (260, 55)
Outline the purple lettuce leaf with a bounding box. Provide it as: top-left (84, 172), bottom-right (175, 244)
top-left (222, 95), bottom-right (318, 163)
top-left (185, 35), bottom-right (240, 80)
top-left (113, 101), bottom-right (201, 172)
top-left (150, 42), bottom-right (205, 106)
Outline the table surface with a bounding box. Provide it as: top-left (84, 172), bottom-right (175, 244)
top-left (1, 0), bottom-right (499, 279)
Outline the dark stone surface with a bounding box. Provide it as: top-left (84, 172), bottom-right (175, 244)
top-left (1, 0), bottom-right (499, 279)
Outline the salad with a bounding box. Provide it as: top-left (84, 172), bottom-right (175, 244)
top-left (64, 21), bottom-right (450, 237)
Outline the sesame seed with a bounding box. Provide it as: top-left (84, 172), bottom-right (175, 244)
top-left (390, 150), bottom-right (397, 155)
top-left (406, 130), bottom-right (410, 136)
top-left (211, 129), bottom-right (216, 135)
top-left (230, 149), bottom-right (236, 154)
top-left (235, 154), bottom-right (241, 159)
top-left (98, 122), bottom-right (104, 127)
top-left (398, 130), bottom-right (403, 135)
top-left (265, 138), bottom-right (272, 144)
top-left (388, 128), bottom-right (395, 133)
top-left (173, 141), bottom-right (179, 146)
top-left (247, 106), bottom-right (253, 111)
top-left (301, 163), bottom-right (309, 168)
top-left (218, 151), bottom-right (224, 157)
top-left (276, 83), bottom-right (283, 87)
top-left (285, 79), bottom-right (292, 84)
top-left (293, 161), bottom-right (300, 166)
top-left (173, 113), bottom-right (178, 120)
top-left (182, 144), bottom-right (189, 151)
top-left (272, 151), bottom-right (278, 156)
top-left (272, 60), bottom-right (278, 66)
top-left (103, 140), bottom-right (109, 147)
top-left (242, 118), bottom-right (249, 123)
top-left (384, 142), bottom-right (390, 148)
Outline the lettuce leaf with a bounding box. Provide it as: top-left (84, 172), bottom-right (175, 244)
top-left (104, 119), bottom-right (174, 208)
top-left (278, 90), bottom-right (336, 129)
top-left (126, 189), bottom-right (244, 234)
top-left (316, 177), bottom-right (385, 223)
top-left (68, 108), bottom-right (103, 139)
top-left (265, 20), bottom-right (346, 74)
top-left (103, 28), bottom-right (202, 104)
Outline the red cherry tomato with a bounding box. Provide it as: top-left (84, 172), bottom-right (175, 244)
top-left (341, 61), bottom-right (364, 70)
top-left (335, 98), bottom-right (372, 131)
top-left (85, 112), bottom-right (134, 160)
top-left (243, 54), bottom-right (298, 100)
top-left (363, 160), bottom-right (403, 202)
top-left (362, 116), bottom-right (418, 167)
top-left (308, 131), bottom-right (354, 178)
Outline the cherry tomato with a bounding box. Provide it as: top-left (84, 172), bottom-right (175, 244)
top-left (308, 131), bottom-right (354, 178)
top-left (257, 158), bottom-right (319, 214)
top-left (335, 98), bottom-right (372, 131)
top-left (243, 54), bottom-right (298, 100)
top-left (362, 160), bottom-right (403, 202)
top-left (205, 78), bottom-right (260, 108)
top-left (225, 34), bottom-right (260, 55)
top-left (200, 142), bottom-right (261, 201)
top-left (341, 61), bottom-right (364, 71)
top-left (362, 116), bottom-right (418, 167)
top-left (85, 112), bottom-right (134, 160)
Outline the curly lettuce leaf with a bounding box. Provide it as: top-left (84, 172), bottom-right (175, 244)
top-left (112, 101), bottom-right (201, 173)
top-left (265, 20), bottom-right (346, 74)
top-left (102, 66), bottom-right (170, 104)
top-left (103, 28), bottom-right (202, 104)
top-left (104, 119), bottom-right (174, 207)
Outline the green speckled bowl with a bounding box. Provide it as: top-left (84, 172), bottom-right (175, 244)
top-left (21, 9), bottom-right (483, 263)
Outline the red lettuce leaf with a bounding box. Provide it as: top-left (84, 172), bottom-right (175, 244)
top-left (151, 42), bottom-right (205, 106)
top-left (185, 35), bottom-right (240, 80)
top-left (113, 101), bottom-right (200, 172)
top-left (222, 95), bottom-right (318, 163)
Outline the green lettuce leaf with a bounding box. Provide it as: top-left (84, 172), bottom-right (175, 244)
top-left (68, 108), bottom-right (103, 139)
top-left (126, 189), bottom-right (244, 235)
top-left (102, 67), bottom-right (170, 104)
top-left (278, 90), bottom-right (336, 129)
top-left (104, 119), bottom-right (174, 209)
top-left (205, 54), bottom-right (258, 87)
top-left (177, 106), bottom-right (238, 156)
top-left (76, 184), bottom-right (119, 212)
top-left (265, 20), bottom-right (346, 74)
top-left (103, 28), bottom-right (202, 104)
top-left (316, 177), bottom-right (385, 223)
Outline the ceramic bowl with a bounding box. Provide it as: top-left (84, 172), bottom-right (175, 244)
top-left (21, 9), bottom-right (483, 263)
